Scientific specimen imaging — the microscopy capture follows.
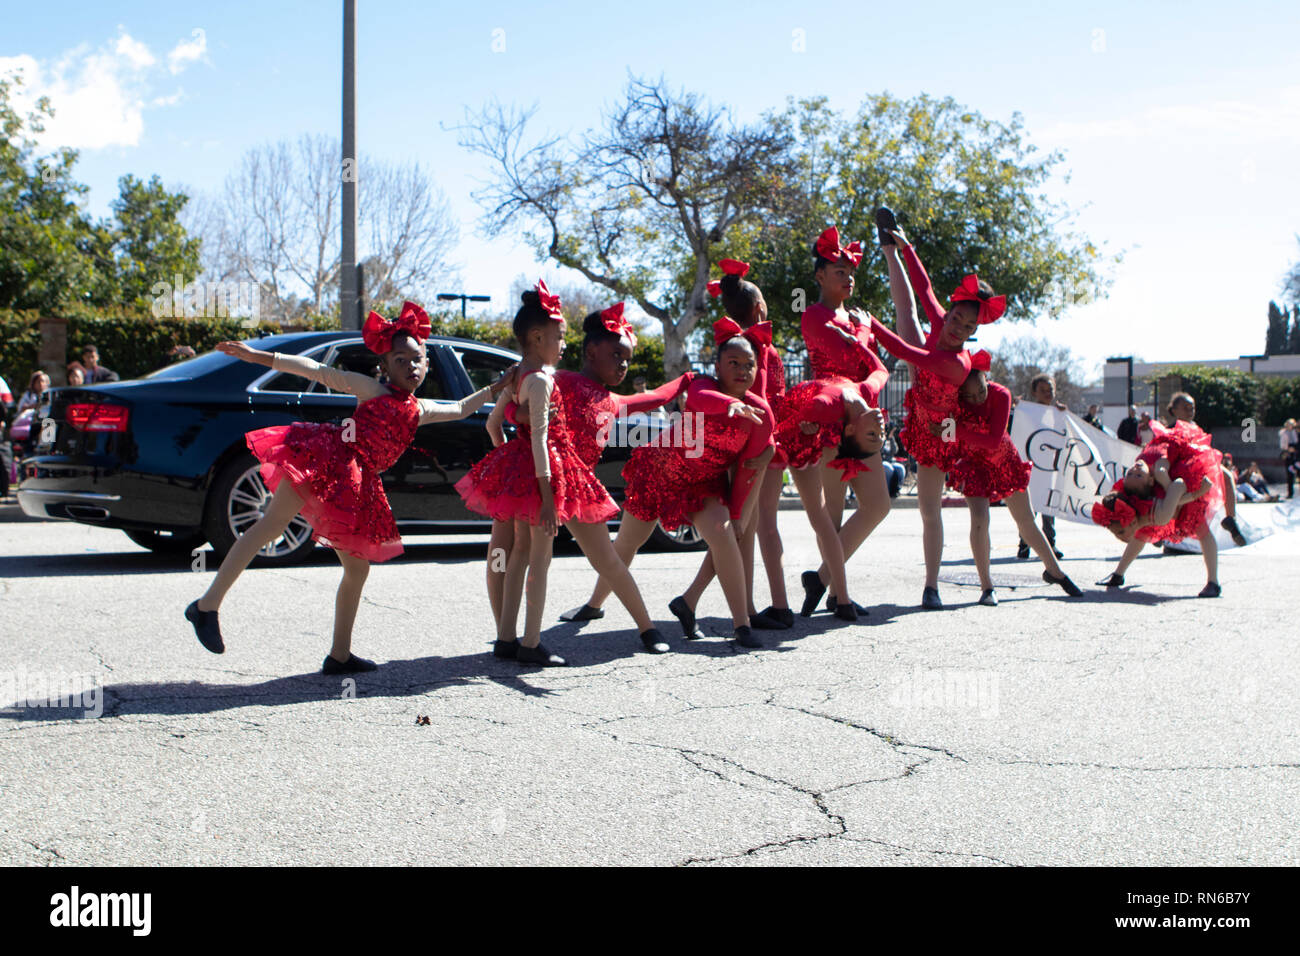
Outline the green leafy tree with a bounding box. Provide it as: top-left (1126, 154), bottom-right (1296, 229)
top-left (745, 94), bottom-right (1114, 351)
top-left (108, 173), bottom-right (202, 311)
top-left (0, 76), bottom-right (100, 311)
top-left (1266, 300), bottom-right (1289, 355)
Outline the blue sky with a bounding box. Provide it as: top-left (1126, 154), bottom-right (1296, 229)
top-left (4, 0), bottom-right (1299, 379)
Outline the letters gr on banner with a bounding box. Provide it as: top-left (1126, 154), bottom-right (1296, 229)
top-left (1010, 402), bottom-right (1139, 526)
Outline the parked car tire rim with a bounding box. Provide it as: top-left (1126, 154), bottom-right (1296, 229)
top-left (227, 464), bottom-right (314, 558)
top-left (658, 520), bottom-right (703, 547)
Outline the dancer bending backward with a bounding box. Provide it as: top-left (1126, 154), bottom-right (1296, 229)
top-left (669, 259), bottom-right (795, 634)
top-left (775, 375), bottom-right (887, 620)
top-left (875, 220), bottom-right (1001, 610)
top-left (946, 360), bottom-right (1084, 604)
top-left (552, 303), bottom-right (695, 628)
top-left (583, 332), bottom-right (775, 648)
top-left (798, 227), bottom-right (895, 614)
top-left (455, 282), bottom-right (670, 665)
top-left (185, 302), bottom-right (513, 673)
top-left (1092, 419), bottom-right (1226, 597)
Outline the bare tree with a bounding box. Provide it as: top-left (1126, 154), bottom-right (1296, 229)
top-left (359, 159), bottom-right (459, 310)
top-left (460, 76), bottom-right (797, 375)
top-left (193, 136), bottom-right (458, 323)
top-left (989, 333), bottom-right (1089, 411)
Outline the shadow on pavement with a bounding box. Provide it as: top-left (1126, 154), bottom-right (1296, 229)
top-left (0, 538), bottom-right (603, 579)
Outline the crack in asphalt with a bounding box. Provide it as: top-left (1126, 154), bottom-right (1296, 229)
top-left (26, 840), bottom-right (65, 866)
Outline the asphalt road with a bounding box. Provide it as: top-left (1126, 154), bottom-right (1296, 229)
top-left (1, 500), bottom-right (1297, 866)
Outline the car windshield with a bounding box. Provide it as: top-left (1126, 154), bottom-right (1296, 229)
top-left (141, 350), bottom-right (236, 380)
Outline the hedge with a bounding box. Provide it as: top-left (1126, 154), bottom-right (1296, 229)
top-left (1155, 364), bottom-right (1300, 429)
top-left (0, 307), bottom-right (674, 396)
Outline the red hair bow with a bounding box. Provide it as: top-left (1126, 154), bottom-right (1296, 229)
top-left (713, 317), bottom-right (772, 349)
top-left (970, 349), bottom-right (991, 372)
top-left (600, 302), bottom-right (636, 347)
top-left (362, 300), bottom-right (432, 355)
top-left (707, 258), bottom-right (751, 297)
top-left (1091, 496), bottom-right (1137, 528)
top-left (535, 279), bottom-right (563, 320)
top-left (815, 227), bottom-right (863, 268)
top-left (949, 274), bottom-right (1007, 324)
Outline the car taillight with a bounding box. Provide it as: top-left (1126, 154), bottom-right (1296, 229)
top-left (65, 403), bottom-right (130, 432)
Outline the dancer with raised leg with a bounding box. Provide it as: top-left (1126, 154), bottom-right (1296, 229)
top-left (873, 212), bottom-right (1002, 609)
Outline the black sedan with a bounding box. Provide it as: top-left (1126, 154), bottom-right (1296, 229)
top-left (17, 331), bottom-right (703, 564)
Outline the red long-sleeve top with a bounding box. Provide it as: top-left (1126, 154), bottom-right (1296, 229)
top-left (683, 376), bottom-right (774, 517)
top-left (955, 382), bottom-right (1012, 451)
top-left (868, 316), bottom-right (972, 388)
top-left (801, 302), bottom-right (890, 395)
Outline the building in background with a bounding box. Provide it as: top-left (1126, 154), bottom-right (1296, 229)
top-left (1102, 354), bottom-right (1300, 432)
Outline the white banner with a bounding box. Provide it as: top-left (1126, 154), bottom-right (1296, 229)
top-left (1009, 402), bottom-right (1140, 525)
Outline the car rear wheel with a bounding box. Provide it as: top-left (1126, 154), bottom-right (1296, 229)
top-left (648, 520), bottom-right (706, 551)
top-left (123, 528), bottom-right (209, 554)
top-left (204, 454), bottom-right (317, 565)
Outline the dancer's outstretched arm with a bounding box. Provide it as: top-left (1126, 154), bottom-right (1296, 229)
top-left (868, 317), bottom-right (969, 386)
top-left (218, 343), bottom-right (388, 400)
top-left (613, 373), bottom-right (694, 414)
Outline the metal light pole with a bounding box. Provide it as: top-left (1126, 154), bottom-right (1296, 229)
top-left (437, 293), bottom-right (491, 318)
top-left (340, 0), bottom-right (359, 330)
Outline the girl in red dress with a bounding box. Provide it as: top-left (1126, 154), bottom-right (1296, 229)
top-left (946, 363), bottom-right (1083, 604)
top-left (548, 304), bottom-right (694, 650)
top-left (774, 375), bottom-right (887, 620)
top-left (797, 228), bottom-right (895, 614)
top-left (1092, 419), bottom-right (1225, 596)
top-left (456, 283), bottom-right (670, 664)
top-left (580, 333), bottom-right (775, 648)
top-left (184, 302), bottom-right (512, 673)
top-left (874, 215), bottom-right (1002, 609)
top-left (671, 260), bottom-right (795, 631)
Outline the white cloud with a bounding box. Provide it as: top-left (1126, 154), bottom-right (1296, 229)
top-left (167, 29), bottom-right (208, 75)
top-left (1038, 88), bottom-right (1300, 147)
top-left (0, 27), bottom-right (207, 151)
top-left (113, 28), bottom-right (155, 70)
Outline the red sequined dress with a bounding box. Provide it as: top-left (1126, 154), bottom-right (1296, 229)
top-left (799, 303), bottom-right (890, 479)
top-left (245, 387), bottom-right (418, 562)
top-left (455, 369), bottom-right (619, 525)
top-left (620, 377), bottom-right (773, 530)
top-left (869, 315), bottom-right (972, 473)
top-left (946, 382), bottom-right (1031, 502)
top-left (550, 369), bottom-right (694, 470)
top-left (1130, 420), bottom-right (1225, 544)
top-left (774, 375), bottom-right (878, 474)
